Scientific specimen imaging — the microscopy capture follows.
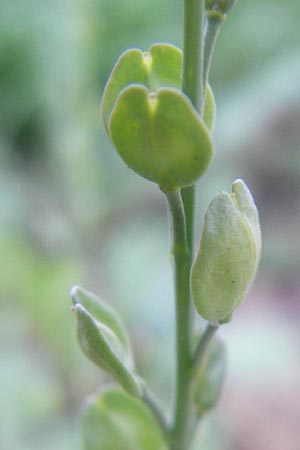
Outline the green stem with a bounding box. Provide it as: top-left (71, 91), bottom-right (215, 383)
top-left (141, 383), bottom-right (170, 444)
top-left (188, 322), bottom-right (219, 446)
top-left (193, 322), bottom-right (219, 367)
top-left (182, 0), bottom-right (206, 113)
top-left (164, 189), bottom-right (192, 450)
top-left (181, 0), bottom-right (206, 255)
top-left (180, 188), bottom-right (195, 256)
top-left (203, 12), bottom-right (226, 90)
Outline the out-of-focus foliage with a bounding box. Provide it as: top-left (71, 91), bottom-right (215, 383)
top-left (1, 0), bottom-right (300, 449)
top-left (83, 388), bottom-right (168, 450)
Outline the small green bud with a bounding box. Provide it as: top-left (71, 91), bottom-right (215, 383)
top-left (191, 179), bottom-right (261, 323)
top-left (193, 338), bottom-right (226, 415)
top-left (101, 43), bottom-right (215, 189)
top-left (71, 286), bottom-right (141, 396)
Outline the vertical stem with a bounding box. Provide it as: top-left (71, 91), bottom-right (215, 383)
top-left (164, 189), bottom-right (192, 450)
top-left (182, 0), bottom-right (206, 114)
top-left (203, 13), bottom-right (225, 90)
top-left (166, 2), bottom-right (206, 447)
top-left (181, 0), bottom-right (206, 255)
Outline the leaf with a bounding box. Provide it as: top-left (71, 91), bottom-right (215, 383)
top-left (109, 86), bottom-right (213, 189)
top-left (83, 388), bottom-right (168, 450)
top-left (193, 338), bottom-right (226, 415)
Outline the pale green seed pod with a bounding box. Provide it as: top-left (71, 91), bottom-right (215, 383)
top-left (191, 179), bottom-right (261, 323)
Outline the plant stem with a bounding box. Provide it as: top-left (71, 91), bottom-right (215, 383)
top-left (141, 383), bottom-right (171, 443)
top-left (181, 0), bottom-right (206, 255)
top-left (164, 189), bottom-right (192, 450)
top-left (193, 322), bottom-right (219, 367)
top-left (182, 0), bottom-right (206, 114)
top-left (203, 12), bottom-right (225, 90)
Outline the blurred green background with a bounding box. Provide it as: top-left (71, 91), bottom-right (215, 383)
top-left (1, 1), bottom-right (300, 449)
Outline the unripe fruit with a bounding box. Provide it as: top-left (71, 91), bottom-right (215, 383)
top-left (191, 179), bottom-right (261, 323)
top-left (101, 44), bottom-right (215, 189)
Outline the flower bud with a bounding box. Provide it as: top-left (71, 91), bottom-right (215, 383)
top-left (71, 286), bottom-right (141, 396)
top-left (193, 338), bottom-right (226, 415)
top-left (191, 179), bottom-right (261, 323)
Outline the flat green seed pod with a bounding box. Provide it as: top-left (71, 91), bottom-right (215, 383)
top-left (101, 42), bottom-right (216, 132)
top-left (83, 388), bottom-right (168, 450)
top-left (109, 86), bottom-right (213, 189)
top-left (193, 338), bottom-right (226, 415)
top-left (101, 43), bottom-right (182, 132)
top-left (191, 179), bottom-right (261, 323)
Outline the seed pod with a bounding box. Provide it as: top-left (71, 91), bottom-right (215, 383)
top-left (191, 179), bottom-right (261, 323)
top-left (109, 86), bottom-right (212, 189)
top-left (101, 43), bottom-right (215, 189)
top-left (101, 43), bottom-right (183, 132)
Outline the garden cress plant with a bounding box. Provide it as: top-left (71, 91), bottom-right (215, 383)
top-left (71, 1), bottom-right (261, 449)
